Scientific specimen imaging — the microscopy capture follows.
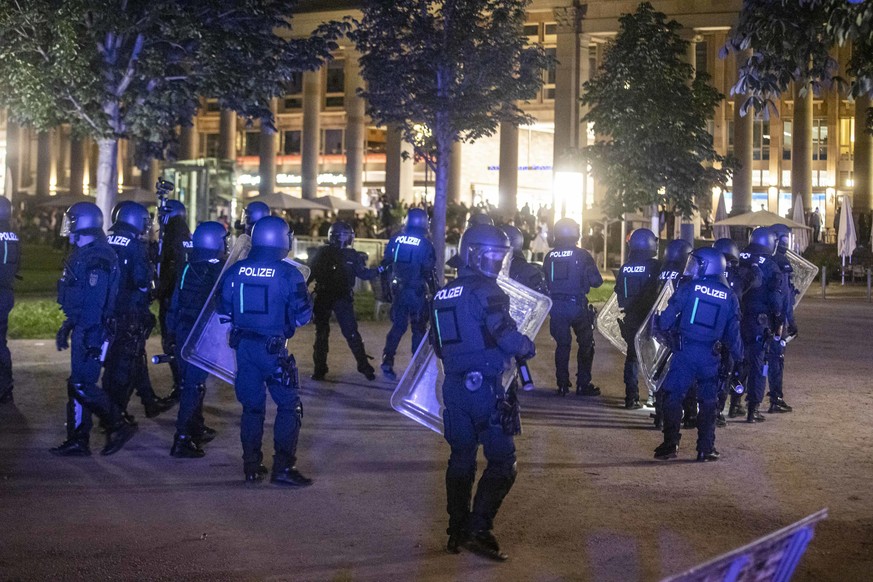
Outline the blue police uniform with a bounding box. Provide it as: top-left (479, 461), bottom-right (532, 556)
top-left (738, 248), bottom-right (783, 417)
top-left (507, 251), bottom-right (548, 295)
top-left (104, 224), bottom-right (164, 415)
top-left (167, 251), bottom-right (225, 444)
top-left (542, 245), bottom-right (603, 393)
top-left (219, 248), bottom-right (312, 477)
top-left (432, 266), bottom-right (534, 552)
top-left (379, 228), bottom-right (437, 372)
top-left (0, 222), bottom-right (20, 403)
top-left (657, 275), bottom-right (742, 457)
top-left (767, 249), bottom-right (796, 409)
top-left (56, 238), bottom-right (124, 446)
top-left (657, 260), bottom-right (686, 288)
top-left (156, 216), bottom-right (192, 393)
top-left (308, 244), bottom-right (378, 379)
top-left (615, 254), bottom-right (661, 405)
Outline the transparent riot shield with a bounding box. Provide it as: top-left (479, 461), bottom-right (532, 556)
top-left (390, 275), bottom-right (552, 434)
top-left (786, 249), bottom-right (818, 307)
top-left (595, 292), bottom-right (628, 355)
top-left (634, 281), bottom-right (675, 394)
top-left (180, 234), bottom-right (311, 385)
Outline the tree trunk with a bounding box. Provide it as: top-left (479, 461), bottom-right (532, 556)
top-left (432, 136), bottom-right (451, 287)
top-left (96, 138), bottom-right (118, 230)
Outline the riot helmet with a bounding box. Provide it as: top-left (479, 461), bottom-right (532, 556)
top-left (553, 218), bottom-right (580, 246)
top-left (111, 201), bottom-right (151, 237)
top-left (61, 202), bottom-right (104, 238)
top-left (328, 221), bottom-right (354, 248)
top-left (769, 223), bottom-right (791, 252)
top-left (664, 239), bottom-right (693, 264)
top-left (192, 221), bottom-right (228, 257)
top-left (747, 226), bottom-right (777, 256)
top-left (683, 247), bottom-right (726, 280)
top-left (467, 212), bottom-right (494, 228)
top-left (405, 207), bottom-right (429, 233)
top-left (459, 224), bottom-right (511, 278)
top-left (628, 228), bottom-right (658, 257)
top-left (251, 216), bottom-right (292, 253)
top-left (713, 238), bottom-right (740, 266)
top-left (160, 199), bottom-right (186, 225)
top-left (244, 201), bottom-right (271, 234)
top-left (0, 197), bottom-right (11, 223)
top-left (500, 225), bottom-right (524, 253)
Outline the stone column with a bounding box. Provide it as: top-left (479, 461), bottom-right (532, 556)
top-left (344, 54), bottom-right (365, 203)
top-left (732, 54), bottom-right (753, 214)
top-left (385, 125), bottom-right (413, 204)
top-left (447, 142), bottom-right (462, 204)
top-left (854, 95), bottom-right (873, 212)
top-left (301, 70), bottom-right (321, 199)
top-left (36, 130), bottom-right (52, 197)
top-left (498, 122), bottom-right (519, 217)
top-left (259, 99), bottom-right (278, 197)
top-left (180, 123), bottom-right (198, 160)
top-left (5, 120), bottom-right (21, 195)
top-left (552, 6), bottom-right (582, 171)
top-left (69, 136), bottom-right (86, 196)
top-left (793, 84), bottom-right (813, 210)
top-left (681, 30), bottom-right (702, 241)
top-left (219, 110), bottom-right (237, 160)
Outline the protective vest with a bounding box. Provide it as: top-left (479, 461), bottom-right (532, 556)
top-left (543, 246), bottom-right (602, 299)
top-left (508, 252), bottom-right (548, 295)
top-left (615, 256), bottom-right (660, 317)
top-left (167, 258), bottom-right (224, 339)
top-left (658, 260), bottom-right (685, 286)
top-left (156, 217), bottom-right (192, 300)
top-left (57, 239), bottom-right (119, 328)
top-left (738, 248), bottom-right (783, 323)
top-left (107, 225), bottom-right (152, 314)
top-left (0, 225), bottom-right (20, 290)
top-left (382, 229), bottom-right (436, 289)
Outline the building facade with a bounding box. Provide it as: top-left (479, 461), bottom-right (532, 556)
top-left (2, 0), bottom-right (871, 236)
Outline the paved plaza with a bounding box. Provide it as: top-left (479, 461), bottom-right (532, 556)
top-left (1, 293), bottom-right (871, 581)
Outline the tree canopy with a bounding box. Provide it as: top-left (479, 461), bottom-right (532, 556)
top-left (0, 0), bottom-right (346, 217)
top-left (580, 2), bottom-right (730, 219)
top-left (353, 0), bottom-right (550, 281)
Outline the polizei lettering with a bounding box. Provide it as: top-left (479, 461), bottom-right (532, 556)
top-left (623, 266), bottom-right (646, 273)
top-left (238, 266), bottom-right (276, 278)
top-left (106, 235), bottom-right (131, 247)
top-left (183, 240), bottom-right (194, 249)
top-left (550, 250), bottom-right (573, 258)
top-left (694, 284), bottom-right (728, 300)
top-left (396, 235), bottom-right (421, 246)
top-left (434, 286), bottom-right (464, 301)
top-left (0, 232), bottom-right (19, 241)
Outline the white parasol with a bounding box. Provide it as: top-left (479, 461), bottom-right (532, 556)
top-left (792, 194), bottom-right (810, 253)
top-left (837, 195), bottom-right (857, 285)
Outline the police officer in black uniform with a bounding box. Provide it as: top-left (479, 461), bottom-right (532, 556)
top-left (737, 227), bottom-right (784, 423)
top-left (155, 199), bottom-right (192, 400)
top-left (51, 202), bottom-right (137, 456)
top-left (446, 212), bottom-right (494, 270)
top-left (614, 229), bottom-right (660, 408)
top-left (432, 224), bottom-right (536, 561)
top-left (243, 201), bottom-right (270, 236)
top-left (542, 218), bottom-right (603, 396)
top-left (500, 225), bottom-right (548, 295)
top-left (104, 201), bottom-right (172, 420)
top-left (654, 248), bottom-right (742, 461)
top-left (218, 216), bottom-right (313, 485)
top-left (308, 221), bottom-right (379, 381)
top-left (167, 221), bottom-right (228, 458)
top-left (379, 208), bottom-right (437, 380)
top-left (766, 223), bottom-right (797, 414)
top-left (0, 198), bottom-right (20, 404)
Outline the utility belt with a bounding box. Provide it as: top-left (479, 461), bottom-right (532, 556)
top-left (229, 328), bottom-right (286, 354)
top-left (551, 293), bottom-right (587, 304)
top-left (681, 336), bottom-right (722, 355)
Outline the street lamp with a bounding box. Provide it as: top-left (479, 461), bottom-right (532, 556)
top-left (553, 170), bottom-right (585, 228)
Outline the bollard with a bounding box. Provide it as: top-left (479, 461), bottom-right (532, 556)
top-left (821, 265), bottom-right (826, 299)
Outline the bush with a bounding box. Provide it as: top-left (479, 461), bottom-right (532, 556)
top-left (9, 299), bottom-right (65, 339)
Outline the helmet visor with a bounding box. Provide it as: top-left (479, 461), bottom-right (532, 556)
top-left (478, 248), bottom-right (510, 278)
top-left (60, 214), bottom-right (72, 237)
top-left (682, 254), bottom-right (702, 279)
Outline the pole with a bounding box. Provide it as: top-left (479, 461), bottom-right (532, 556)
top-left (821, 265), bottom-right (826, 299)
top-left (841, 256), bottom-right (846, 286)
top-left (602, 219), bottom-right (608, 271)
top-left (867, 268), bottom-right (871, 303)
top-left (620, 215), bottom-right (627, 265)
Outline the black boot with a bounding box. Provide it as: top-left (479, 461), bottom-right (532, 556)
top-left (576, 383), bottom-right (601, 396)
top-left (654, 440), bottom-right (678, 460)
top-left (682, 414), bottom-right (698, 429)
top-left (625, 399), bottom-right (643, 410)
top-left (768, 398), bottom-right (793, 413)
top-left (716, 412), bottom-right (727, 428)
top-left (191, 425), bottom-right (217, 445)
top-left (101, 418), bottom-right (138, 456)
top-left (381, 355), bottom-right (397, 381)
top-left (357, 361), bottom-right (376, 381)
top-left (49, 439), bottom-right (91, 457)
top-left (445, 472), bottom-right (475, 554)
top-left (468, 469), bottom-right (516, 549)
top-left (463, 530), bottom-right (509, 561)
top-left (245, 464), bottom-right (269, 485)
top-left (696, 448), bottom-right (721, 462)
top-left (556, 384), bottom-right (570, 396)
top-left (143, 397), bottom-right (174, 419)
top-left (310, 367), bottom-right (328, 381)
top-left (0, 384), bottom-right (13, 404)
top-left (271, 466), bottom-right (313, 488)
top-left (746, 403), bottom-right (766, 423)
top-left (170, 433), bottom-right (205, 458)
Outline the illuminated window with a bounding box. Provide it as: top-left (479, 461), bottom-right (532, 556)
top-left (753, 119), bottom-right (770, 161)
top-left (783, 120), bottom-right (792, 160)
top-left (839, 117), bottom-right (854, 161)
top-left (243, 131), bottom-right (260, 157)
top-left (284, 72), bottom-right (303, 110)
top-left (199, 133), bottom-right (220, 158)
top-left (321, 128), bottom-right (344, 155)
top-left (282, 131), bottom-right (301, 156)
top-left (812, 118), bottom-right (827, 161)
top-left (325, 60), bottom-right (345, 108)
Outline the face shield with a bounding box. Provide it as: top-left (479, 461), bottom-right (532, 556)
top-left (60, 214), bottom-right (73, 237)
top-left (473, 246), bottom-right (510, 278)
top-left (682, 254), bottom-right (703, 279)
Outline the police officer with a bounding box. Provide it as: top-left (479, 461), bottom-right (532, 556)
top-left (104, 201), bottom-right (172, 420)
top-left (0, 198), bottom-right (20, 404)
top-left (308, 221), bottom-right (379, 381)
top-left (446, 212), bottom-right (494, 270)
top-left (432, 224), bottom-right (536, 561)
top-left (218, 216), bottom-right (313, 485)
top-left (543, 218), bottom-right (603, 396)
top-left (614, 229), bottom-right (660, 408)
top-left (737, 227), bottom-right (784, 423)
top-left (167, 221), bottom-right (228, 458)
top-left (51, 202), bottom-right (137, 456)
top-left (379, 208), bottom-right (437, 380)
top-left (658, 239), bottom-right (692, 287)
top-left (766, 223), bottom-right (797, 414)
top-left (654, 248), bottom-right (742, 461)
top-left (155, 199), bottom-right (192, 400)
top-left (500, 225), bottom-right (548, 295)
top-left (243, 201), bottom-right (270, 236)
top-left (712, 238), bottom-right (762, 424)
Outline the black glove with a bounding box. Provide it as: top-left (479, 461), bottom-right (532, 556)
top-left (56, 320), bottom-right (73, 351)
top-left (518, 336), bottom-right (536, 361)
